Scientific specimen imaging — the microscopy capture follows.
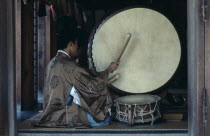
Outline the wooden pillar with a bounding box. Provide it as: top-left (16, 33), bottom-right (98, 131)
top-left (16, 0), bottom-right (22, 116)
top-left (188, 0), bottom-right (205, 135)
top-left (37, 5), bottom-right (51, 103)
top-left (205, 0), bottom-right (210, 135)
top-left (0, 0), bottom-right (16, 136)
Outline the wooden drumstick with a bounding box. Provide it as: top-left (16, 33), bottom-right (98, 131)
top-left (117, 33), bottom-right (132, 62)
top-left (108, 74), bottom-right (120, 84)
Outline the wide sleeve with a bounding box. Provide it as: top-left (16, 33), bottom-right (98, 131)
top-left (62, 61), bottom-right (109, 87)
top-left (72, 65), bottom-right (109, 93)
top-left (62, 61), bottom-right (112, 121)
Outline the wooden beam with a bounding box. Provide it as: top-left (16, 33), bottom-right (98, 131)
top-left (187, 0), bottom-right (205, 135)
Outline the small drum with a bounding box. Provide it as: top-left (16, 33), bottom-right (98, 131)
top-left (115, 95), bottom-right (161, 125)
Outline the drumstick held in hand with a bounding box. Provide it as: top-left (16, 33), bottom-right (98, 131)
top-left (108, 74), bottom-right (120, 84)
top-left (117, 33), bottom-right (132, 62)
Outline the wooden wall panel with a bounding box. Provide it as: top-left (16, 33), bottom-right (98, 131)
top-left (21, 3), bottom-right (35, 110)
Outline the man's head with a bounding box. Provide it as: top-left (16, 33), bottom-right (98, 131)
top-left (56, 16), bottom-right (84, 57)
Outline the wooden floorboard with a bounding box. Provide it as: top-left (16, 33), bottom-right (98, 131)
top-left (17, 111), bottom-right (188, 135)
top-left (18, 120), bottom-right (188, 136)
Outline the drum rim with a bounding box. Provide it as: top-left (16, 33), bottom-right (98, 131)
top-left (87, 7), bottom-right (181, 94)
top-left (88, 7), bottom-right (159, 74)
top-left (115, 94), bottom-right (161, 105)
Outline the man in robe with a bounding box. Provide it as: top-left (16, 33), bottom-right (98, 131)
top-left (32, 16), bottom-right (119, 128)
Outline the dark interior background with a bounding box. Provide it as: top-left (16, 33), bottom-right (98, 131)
top-left (20, 0), bottom-right (187, 117)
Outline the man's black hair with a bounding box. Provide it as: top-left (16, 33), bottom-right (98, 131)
top-left (56, 16), bottom-right (78, 50)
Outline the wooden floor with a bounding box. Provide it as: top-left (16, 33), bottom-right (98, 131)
top-left (18, 119), bottom-right (188, 130)
top-left (17, 111), bottom-right (188, 136)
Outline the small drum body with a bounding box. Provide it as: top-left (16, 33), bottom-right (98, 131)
top-left (115, 95), bottom-right (161, 125)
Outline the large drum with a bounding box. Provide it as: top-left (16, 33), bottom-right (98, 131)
top-left (88, 8), bottom-right (181, 93)
top-left (115, 95), bottom-right (161, 125)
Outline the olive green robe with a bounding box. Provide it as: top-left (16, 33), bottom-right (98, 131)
top-left (32, 52), bottom-right (112, 128)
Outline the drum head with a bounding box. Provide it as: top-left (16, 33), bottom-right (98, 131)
top-left (116, 95), bottom-right (161, 105)
top-left (89, 8), bottom-right (181, 93)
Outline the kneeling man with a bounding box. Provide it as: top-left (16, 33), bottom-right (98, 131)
top-left (33, 16), bottom-right (119, 128)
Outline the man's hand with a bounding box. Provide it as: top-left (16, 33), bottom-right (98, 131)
top-left (106, 62), bottom-right (120, 73)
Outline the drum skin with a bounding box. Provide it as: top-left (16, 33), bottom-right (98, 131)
top-left (116, 94), bottom-right (161, 104)
top-left (88, 8), bottom-right (181, 93)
